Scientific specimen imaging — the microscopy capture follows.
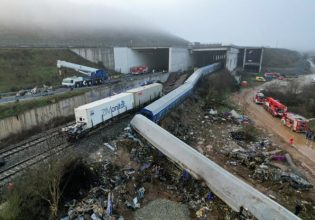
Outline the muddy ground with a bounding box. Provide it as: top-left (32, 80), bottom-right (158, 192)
top-left (159, 84), bottom-right (315, 219)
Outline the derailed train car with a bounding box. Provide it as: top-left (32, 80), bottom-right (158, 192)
top-left (140, 83), bottom-right (193, 122)
top-left (63, 83), bottom-right (162, 137)
top-left (140, 63), bottom-right (221, 123)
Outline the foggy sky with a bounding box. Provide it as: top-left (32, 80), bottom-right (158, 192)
top-left (1, 0), bottom-right (314, 51)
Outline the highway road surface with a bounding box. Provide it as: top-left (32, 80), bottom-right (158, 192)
top-left (0, 72), bottom-right (165, 104)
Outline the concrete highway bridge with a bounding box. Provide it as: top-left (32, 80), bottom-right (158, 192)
top-left (70, 44), bottom-right (263, 74)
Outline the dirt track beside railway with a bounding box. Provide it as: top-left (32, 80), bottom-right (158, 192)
top-left (233, 88), bottom-right (315, 180)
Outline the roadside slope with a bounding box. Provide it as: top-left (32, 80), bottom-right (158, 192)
top-left (0, 48), bottom-right (104, 92)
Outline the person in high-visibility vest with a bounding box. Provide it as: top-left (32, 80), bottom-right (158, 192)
top-left (289, 137), bottom-right (294, 146)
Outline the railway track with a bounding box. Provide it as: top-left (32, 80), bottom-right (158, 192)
top-left (0, 122), bottom-right (74, 159)
top-left (0, 143), bottom-right (72, 185)
top-left (0, 131), bottom-right (60, 159)
top-left (0, 115), bottom-right (131, 186)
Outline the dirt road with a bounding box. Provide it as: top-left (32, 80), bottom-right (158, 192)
top-left (234, 88), bottom-right (315, 179)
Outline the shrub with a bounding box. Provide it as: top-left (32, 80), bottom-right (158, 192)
top-left (0, 154), bottom-right (93, 220)
top-left (264, 83), bottom-right (315, 118)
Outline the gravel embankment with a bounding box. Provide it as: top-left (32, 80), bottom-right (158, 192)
top-left (135, 199), bottom-right (191, 220)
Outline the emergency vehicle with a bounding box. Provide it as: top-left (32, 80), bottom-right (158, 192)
top-left (263, 97), bottom-right (287, 117)
top-left (281, 112), bottom-right (309, 132)
top-left (253, 92), bottom-right (265, 104)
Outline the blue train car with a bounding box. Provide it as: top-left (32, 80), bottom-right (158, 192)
top-left (185, 63), bottom-right (221, 85)
top-left (184, 69), bottom-right (203, 86)
top-left (140, 62), bottom-right (221, 123)
top-left (140, 83), bottom-right (193, 122)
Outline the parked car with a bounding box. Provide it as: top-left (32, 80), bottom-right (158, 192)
top-left (15, 90), bottom-right (28, 97)
top-left (255, 76), bottom-right (266, 82)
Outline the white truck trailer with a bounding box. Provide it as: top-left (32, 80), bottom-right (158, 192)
top-left (126, 83), bottom-right (162, 108)
top-left (75, 93), bottom-right (134, 130)
top-left (63, 83), bottom-right (163, 137)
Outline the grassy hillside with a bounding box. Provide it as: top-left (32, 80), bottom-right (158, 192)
top-left (262, 48), bottom-right (301, 68)
top-left (0, 26), bottom-right (188, 48)
top-left (0, 48), bottom-right (104, 92)
top-left (262, 48), bottom-right (309, 74)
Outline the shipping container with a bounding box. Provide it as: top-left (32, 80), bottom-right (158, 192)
top-left (74, 93), bottom-right (134, 129)
top-left (126, 83), bottom-right (162, 108)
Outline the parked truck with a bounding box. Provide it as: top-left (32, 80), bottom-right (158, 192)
top-left (263, 97), bottom-right (287, 117)
top-left (281, 112), bottom-right (309, 132)
top-left (57, 60), bottom-right (108, 88)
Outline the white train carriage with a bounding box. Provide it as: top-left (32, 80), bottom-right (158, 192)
top-left (75, 93), bottom-right (134, 130)
top-left (126, 83), bottom-right (162, 108)
top-left (63, 83), bottom-right (163, 137)
top-left (131, 114), bottom-right (299, 220)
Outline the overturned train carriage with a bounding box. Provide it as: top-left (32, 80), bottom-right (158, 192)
top-left (131, 115), bottom-right (300, 220)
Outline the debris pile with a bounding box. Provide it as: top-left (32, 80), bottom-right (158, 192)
top-left (204, 108), bottom-right (250, 125)
top-left (220, 134), bottom-right (313, 191)
top-left (62, 125), bottom-right (245, 219)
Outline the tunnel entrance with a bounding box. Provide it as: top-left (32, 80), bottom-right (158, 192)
top-left (113, 47), bottom-right (169, 73)
top-left (193, 49), bottom-right (226, 67)
top-left (131, 48), bottom-right (169, 72)
top-left (244, 64), bottom-right (260, 73)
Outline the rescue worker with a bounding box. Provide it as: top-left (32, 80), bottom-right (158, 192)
top-left (306, 130), bottom-right (311, 140)
top-left (294, 199), bottom-right (302, 216)
top-left (289, 137), bottom-right (294, 146)
top-left (306, 130), bottom-right (311, 146)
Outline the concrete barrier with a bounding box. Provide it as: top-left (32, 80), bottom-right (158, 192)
top-left (0, 72), bottom-right (169, 140)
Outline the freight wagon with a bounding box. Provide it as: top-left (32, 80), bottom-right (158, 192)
top-left (74, 93), bottom-right (134, 131)
top-left (127, 83), bottom-right (162, 108)
top-left (63, 83), bottom-right (162, 137)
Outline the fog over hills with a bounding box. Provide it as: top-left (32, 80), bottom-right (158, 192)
top-left (0, 0), bottom-right (188, 47)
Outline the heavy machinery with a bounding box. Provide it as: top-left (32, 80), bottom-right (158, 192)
top-left (130, 66), bottom-right (148, 75)
top-left (57, 60), bottom-right (108, 88)
top-left (281, 112), bottom-right (309, 132)
top-left (263, 97), bottom-right (287, 117)
top-left (253, 92), bottom-right (265, 104)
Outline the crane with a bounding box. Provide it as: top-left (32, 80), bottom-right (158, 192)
top-left (57, 60), bottom-right (108, 88)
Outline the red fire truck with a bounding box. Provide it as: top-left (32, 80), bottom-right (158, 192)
top-left (130, 66), bottom-right (148, 75)
top-left (281, 112), bottom-right (309, 132)
top-left (253, 92), bottom-right (265, 104)
top-left (263, 97), bottom-right (287, 117)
